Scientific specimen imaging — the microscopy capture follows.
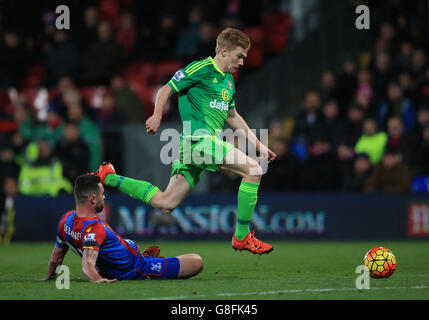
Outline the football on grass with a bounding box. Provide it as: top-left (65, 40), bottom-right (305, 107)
top-left (363, 247), bottom-right (397, 278)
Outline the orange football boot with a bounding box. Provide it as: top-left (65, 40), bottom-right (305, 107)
top-left (232, 231), bottom-right (273, 255)
top-left (90, 162), bottom-right (116, 185)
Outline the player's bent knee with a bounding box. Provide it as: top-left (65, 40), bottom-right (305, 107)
top-left (160, 200), bottom-right (179, 214)
top-left (151, 192), bottom-right (178, 213)
top-left (177, 253), bottom-right (203, 279)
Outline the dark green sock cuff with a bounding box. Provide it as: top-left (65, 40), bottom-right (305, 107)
top-left (237, 218), bottom-right (250, 226)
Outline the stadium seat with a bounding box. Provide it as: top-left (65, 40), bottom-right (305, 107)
top-left (243, 27), bottom-right (264, 46)
top-left (123, 62), bottom-right (155, 85)
top-left (123, 61), bottom-right (144, 75)
top-left (411, 176), bottom-right (429, 193)
top-left (124, 73), bottom-right (147, 86)
top-left (242, 27), bottom-right (265, 68)
top-left (263, 12), bottom-right (292, 33)
top-left (0, 89), bottom-right (13, 115)
top-left (246, 45), bottom-right (264, 68)
top-left (20, 87), bottom-right (39, 109)
top-left (22, 64), bottom-right (46, 87)
top-left (0, 120), bottom-right (17, 133)
top-left (99, 0), bottom-right (119, 22)
top-left (153, 60), bottom-right (183, 85)
top-left (138, 62), bottom-right (156, 83)
top-left (263, 13), bottom-right (292, 53)
top-left (80, 86), bottom-right (107, 109)
top-left (128, 82), bottom-right (157, 117)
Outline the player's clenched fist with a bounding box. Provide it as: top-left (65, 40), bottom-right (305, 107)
top-left (146, 114), bottom-right (161, 134)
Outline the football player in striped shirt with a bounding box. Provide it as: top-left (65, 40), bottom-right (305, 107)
top-left (45, 174), bottom-right (202, 282)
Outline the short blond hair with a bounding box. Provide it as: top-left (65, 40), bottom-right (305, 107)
top-left (215, 28), bottom-right (251, 54)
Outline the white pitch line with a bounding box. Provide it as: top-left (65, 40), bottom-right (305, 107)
top-left (148, 285), bottom-right (429, 300)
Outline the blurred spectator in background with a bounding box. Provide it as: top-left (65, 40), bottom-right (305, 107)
top-left (413, 125), bottom-right (429, 175)
top-left (76, 6), bottom-right (100, 51)
top-left (8, 131), bottom-right (26, 166)
top-left (299, 136), bottom-right (340, 191)
top-left (341, 153), bottom-right (373, 192)
top-left (45, 31), bottom-right (80, 87)
top-left (175, 5), bottom-right (203, 60)
top-left (338, 104), bottom-right (364, 147)
top-left (398, 72), bottom-right (418, 106)
top-left (395, 41), bottom-right (414, 73)
top-left (355, 118), bottom-right (388, 165)
top-left (291, 90), bottom-right (323, 143)
top-left (379, 22), bottom-right (398, 53)
top-left (355, 69), bottom-right (375, 115)
top-left (152, 14), bottom-right (178, 61)
top-left (193, 23), bottom-right (217, 61)
top-left (261, 138), bottom-right (300, 191)
top-left (365, 146), bottom-right (411, 192)
top-left (0, 31), bottom-right (28, 88)
top-left (336, 140), bottom-right (356, 186)
top-left (0, 176), bottom-right (18, 244)
top-left (409, 106), bottom-right (429, 150)
top-left (420, 68), bottom-right (429, 105)
top-left (17, 104), bottom-right (62, 147)
top-left (267, 119), bottom-right (287, 145)
top-left (61, 102), bottom-right (101, 170)
top-left (410, 48), bottom-right (427, 88)
top-left (377, 82), bottom-right (415, 131)
top-left (48, 76), bottom-right (78, 120)
top-left (311, 99), bottom-right (344, 150)
top-left (54, 123), bottom-right (90, 183)
top-left (91, 91), bottom-right (126, 128)
top-left (18, 140), bottom-right (72, 196)
top-left (81, 20), bottom-right (121, 85)
top-left (111, 75), bottom-right (145, 123)
top-left (0, 139), bottom-right (20, 183)
top-left (371, 51), bottom-right (395, 103)
top-left (319, 70), bottom-right (339, 104)
top-left (385, 116), bottom-right (414, 165)
top-left (337, 58), bottom-right (358, 114)
top-left (116, 11), bottom-right (137, 61)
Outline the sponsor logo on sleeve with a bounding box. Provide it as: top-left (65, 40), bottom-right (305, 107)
top-left (173, 70), bottom-right (185, 81)
top-left (84, 233), bottom-right (96, 242)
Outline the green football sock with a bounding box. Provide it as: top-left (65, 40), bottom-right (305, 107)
top-left (105, 174), bottom-right (159, 205)
top-left (234, 180), bottom-right (259, 241)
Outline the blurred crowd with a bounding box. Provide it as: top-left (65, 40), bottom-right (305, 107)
top-left (0, 0), bottom-right (287, 236)
top-left (240, 0), bottom-right (429, 194)
top-left (0, 0), bottom-right (428, 225)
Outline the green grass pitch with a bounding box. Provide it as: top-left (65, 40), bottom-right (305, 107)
top-left (0, 240), bottom-right (428, 300)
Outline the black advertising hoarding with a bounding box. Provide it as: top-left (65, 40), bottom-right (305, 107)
top-left (12, 193), bottom-right (429, 241)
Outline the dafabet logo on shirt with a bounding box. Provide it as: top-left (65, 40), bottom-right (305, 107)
top-left (209, 99), bottom-right (229, 111)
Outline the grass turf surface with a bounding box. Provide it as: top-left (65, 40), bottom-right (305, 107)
top-left (0, 240), bottom-right (428, 300)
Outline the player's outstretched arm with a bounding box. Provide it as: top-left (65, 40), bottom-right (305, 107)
top-left (82, 248), bottom-right (117, 283)
top-left (226, 108), bottom-right (277, 162)
top-left (146, 84), bottom-right (173, 135)
top-left (45, 245), bottom-right (68, 280)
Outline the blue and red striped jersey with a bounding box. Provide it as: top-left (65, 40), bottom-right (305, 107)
top-left (56, 210), bottom-right (144, 280)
